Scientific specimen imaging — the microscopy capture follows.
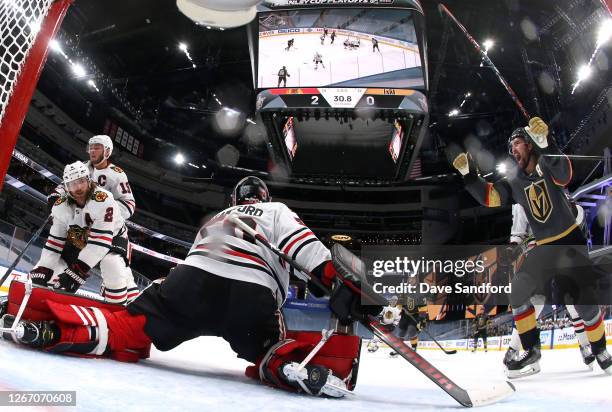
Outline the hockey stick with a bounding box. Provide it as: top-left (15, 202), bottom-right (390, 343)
top-left (400, 307), bottom-right (457, 355)
top-left (228, 214), bottom-right (515, 407)
top-left (0, 215), bottom-right (52, 288)
top-left (438, 3), bottom-right (531, 121)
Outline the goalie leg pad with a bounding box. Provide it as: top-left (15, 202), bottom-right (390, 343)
top-left (45, 300), bottom-right (150, 362)
top-left (6, 281), bottom-right (151, 362)
top-left (245, 331), bottom-right (361, 394)
top-left (7, 281), bottom-right (126, 321)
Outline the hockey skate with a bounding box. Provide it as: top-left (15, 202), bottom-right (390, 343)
top-left (280, 362), bottom-right (349, 398)
top-left (579, 344), bottom-right (596, 370)
top-left (503, 347), bottom-right (519, 368)
top-left (1, 314), bottom-right (58, 347)
top-left (505, 345), bottom-right (541, 379)
top-left (594, 349), bottom-right (612, 375)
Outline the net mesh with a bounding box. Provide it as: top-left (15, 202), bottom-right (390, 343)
top-left (0, 0), bottom-right (55, 125)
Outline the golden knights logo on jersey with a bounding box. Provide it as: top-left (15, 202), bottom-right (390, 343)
top-left (524, 179), bottom-right (553, 223)
top-left (405, 296), bottom-right (416, 312)
top-left (67, 225), bottom-right (90, 249)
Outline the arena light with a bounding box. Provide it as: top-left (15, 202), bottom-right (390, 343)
top-left (483, 39), bottom-right (494, 51)
top-left (448, 109), bottom-right (460, 117)
top-left (496, 162), bottom-right (507, 174)
top-left (174, 153), bottom-right (185, 165)
top-left (246, 118), bottom-right (256, 125)
top-left (87, 79), bottom-right (100, 92)
top-left (49, 39), bottom-right (62, 53)
top-left (71, 62), bottom-right (87, 78)
top-left (178, 42), bottom-right (196, 69)
top-left (596, 18), bottom-right (612, 48)
top-left (577, 65), bottom-right (592, 82)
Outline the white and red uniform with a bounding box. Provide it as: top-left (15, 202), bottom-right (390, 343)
top-left (53, 162), bottom-right (136, 220)
top-left (87, 162), bottom-right (136, 220)
top-left (40, 187), bottom-right (137, 303)
top-left (185, 202), bottom-right (330, 307)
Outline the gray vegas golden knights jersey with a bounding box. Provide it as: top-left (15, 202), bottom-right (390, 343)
top-left (464, 141), bottom-right (576, 245)
top-left (184, 202), bottom-right (330, 307)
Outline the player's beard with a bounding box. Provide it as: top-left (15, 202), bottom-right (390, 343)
top-left (90, 153), bottom-right (105, 166)
top-left (69, 183), bottom-right (91, 206)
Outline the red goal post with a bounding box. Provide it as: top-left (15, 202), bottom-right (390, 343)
top-left (0, 0), bottom-right (74, 191)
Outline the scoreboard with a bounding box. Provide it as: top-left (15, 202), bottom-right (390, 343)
top-left (256, 87), bottom-right (428, 113)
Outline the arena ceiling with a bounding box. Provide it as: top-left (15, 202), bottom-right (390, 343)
top-left (34, 0), bottom-right (611, 187)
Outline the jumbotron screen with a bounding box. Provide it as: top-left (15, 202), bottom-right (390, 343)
top-left (257, 8), bottom-right (423, 89)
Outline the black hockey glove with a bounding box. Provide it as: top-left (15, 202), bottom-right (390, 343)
top-left (29, 266), bottom-right (54, 287)
top-left (329, 282), bottom-right (383, 326)
top-left (54, 261), bottom-right (90, 293)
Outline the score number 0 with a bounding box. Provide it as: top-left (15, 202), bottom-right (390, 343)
top-left (309, 95), bottom-right (375, 105)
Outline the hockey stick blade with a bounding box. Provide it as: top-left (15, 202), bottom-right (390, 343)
top-left (366, 316), bottom-right (515, 407)
top-left (465, 382), bottom-right (516, 407)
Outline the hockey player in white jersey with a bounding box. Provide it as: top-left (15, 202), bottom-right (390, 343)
top-left (367, 295), bottom-right (400, 353)
top-left (48, 135), bottom-right (136, 220)
top-left (503, 203), bottom-right (595, 375)
top-left (30, 161), bottom-right (136, 304)
top-left (47, 135), bottom-right (138, 300)
top-left (2, 176), bottom-right (381, 397)
top-left (313, 51), bottom-right (325, 70)
top-left (85, 135), bottom-right (136, 220)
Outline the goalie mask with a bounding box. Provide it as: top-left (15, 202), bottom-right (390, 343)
top-left (87, 135), bottom-right (113, 165)
top-left (63, 161), bottom-right (91, 194)
top-left (231, 176), bottom-right (271, 206)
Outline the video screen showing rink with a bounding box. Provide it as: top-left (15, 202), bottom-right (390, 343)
top-left (257, 9), bottom-right (424, 88)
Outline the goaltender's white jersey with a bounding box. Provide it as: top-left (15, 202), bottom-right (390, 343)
top-left (381, 305), bottom-right (402, 325)
top-left (184, 202), bottom-right (330, 307)
top-left (87, 161), bottom-right (136, 220)
top-left (40, 187), bottom-right (126, 270)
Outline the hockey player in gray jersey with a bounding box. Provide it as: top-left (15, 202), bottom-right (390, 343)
top-left (503, 204), bottom-right (595, 372)
top-left (2, 176), bottom-right (381, 397)
top-left (452, 117), bottom-right (611, 377)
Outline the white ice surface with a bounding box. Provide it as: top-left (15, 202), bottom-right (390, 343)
top-left (1, 336), bottom-right (611, 412)
top-left (258, 33), bottom-right (420, 88)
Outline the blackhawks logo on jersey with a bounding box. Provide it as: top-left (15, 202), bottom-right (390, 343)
top-left (92, 191), bottom-right (108, 202)
top-left (54, 196), bottom-right (67, 206)
top-left (110, 165), bottom-right (124, 174)
top-left (67, 225), bottom-right (90, 250)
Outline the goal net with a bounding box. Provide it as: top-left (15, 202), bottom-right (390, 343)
top-left (0, 0), bottom-right (73, 190)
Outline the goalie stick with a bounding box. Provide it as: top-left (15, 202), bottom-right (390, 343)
top-left (228, 214), bottom-right (515, 407)
top-left (399, 306), bottom-right (457, 355)
top-left (0, 215), bottom-right (52, 288)
top-left (438, 3), bottom-right (531, 121)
